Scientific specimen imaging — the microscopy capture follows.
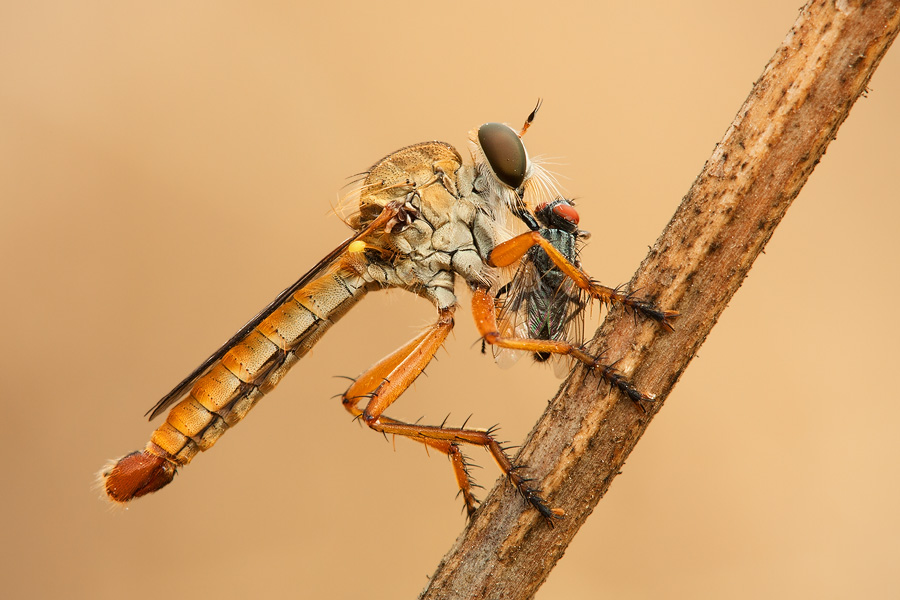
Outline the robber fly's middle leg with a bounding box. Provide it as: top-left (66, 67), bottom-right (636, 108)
top-left (341, 306), bottom-right (559, 519)
top-left (472, 287), bottom-right (655, 406)
top-left (489, 231), bottom-right (678, 329)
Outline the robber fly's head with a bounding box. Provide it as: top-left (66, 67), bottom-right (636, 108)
top-left (469, 100), bottom-right (561, 215)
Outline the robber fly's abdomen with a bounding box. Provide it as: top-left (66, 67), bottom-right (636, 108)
top-left (101, 267), bottom-right (368, 503)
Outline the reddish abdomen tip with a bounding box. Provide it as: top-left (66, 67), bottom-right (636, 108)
top-left (100, 450), bottom-right (176, 503)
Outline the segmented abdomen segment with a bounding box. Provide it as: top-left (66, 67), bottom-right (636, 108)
top-left (157, 268), bottom-right (368, 463)
top-left (102, 267), bottom-right (367, 502)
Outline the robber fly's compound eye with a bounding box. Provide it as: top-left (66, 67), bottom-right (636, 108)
top-left (477, 122), bottom-right (528, 190)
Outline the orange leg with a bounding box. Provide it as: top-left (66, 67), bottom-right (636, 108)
top-left (489, 231), bottom-right (678, 329)
top-left (341, 307), bottom-right (559, 519)
top-left (472, 287), bottom-right (655, 406)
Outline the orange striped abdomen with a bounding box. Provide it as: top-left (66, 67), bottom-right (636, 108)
top-left (101, 267), bottom-right (368, 503)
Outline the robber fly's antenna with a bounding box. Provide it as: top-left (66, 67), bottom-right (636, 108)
top-left (518, 98), bottom-right (543, 138)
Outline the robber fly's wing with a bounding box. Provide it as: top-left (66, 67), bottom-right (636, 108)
top-left (144, 234), bottom-right (358, 420)
top-left (493, 259), bottom-right (542, 369)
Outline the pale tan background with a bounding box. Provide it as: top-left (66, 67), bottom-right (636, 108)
top-left (2, 2), bottom-right (898, 599)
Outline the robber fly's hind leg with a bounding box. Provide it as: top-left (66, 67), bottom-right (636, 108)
top-left (341, 307), bottom-right (559, 519)
top-left (488, 231), bottom-right (678, 330)
top-left (472, 287), bottom-right (655, 405)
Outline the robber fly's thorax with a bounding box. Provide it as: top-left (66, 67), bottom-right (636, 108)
top-left (345, 141), bottom-right (501, 309)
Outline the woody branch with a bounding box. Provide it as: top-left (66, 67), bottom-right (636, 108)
top-left (421, 2), bottom-right (900, 599)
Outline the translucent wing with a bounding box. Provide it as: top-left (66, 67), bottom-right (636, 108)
top-left (544, 275), bottom-right (587, 378)
top-left (493, 258), bottom-right (541, 370)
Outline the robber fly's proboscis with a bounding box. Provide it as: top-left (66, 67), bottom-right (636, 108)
top-left (99, 103), bottom-right (677, 519)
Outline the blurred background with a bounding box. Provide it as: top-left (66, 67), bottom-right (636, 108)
top-left (2, 2), bottom-right (898, 598)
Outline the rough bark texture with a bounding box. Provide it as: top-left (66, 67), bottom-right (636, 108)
top-left (421, 1), bottom-right (900, 599)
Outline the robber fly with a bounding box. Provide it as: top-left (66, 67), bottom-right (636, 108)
top-left (99, 104), bottom-right (676, 519)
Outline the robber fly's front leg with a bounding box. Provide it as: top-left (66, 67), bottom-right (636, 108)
top-left (489, 231), bottom-right (678, 330)
top-left (341, 306), bottom-right (560, 519)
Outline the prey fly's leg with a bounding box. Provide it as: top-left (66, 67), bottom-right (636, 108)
top-left (341, 307), bottom-right (559, 519)
top-left (489, 231), bottom-right (678, 329)
top-left (472, 288), bottom-right (655, 406)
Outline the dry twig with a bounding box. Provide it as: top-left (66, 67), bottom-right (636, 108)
top-left (421, 2), bottom-right (900, 598)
